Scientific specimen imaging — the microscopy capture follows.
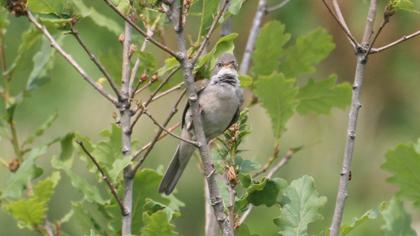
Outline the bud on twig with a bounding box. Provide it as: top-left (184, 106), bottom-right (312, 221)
top-left (118, 33), bottom-right (125, 44)
top-left (8, 159), bottom-right (20, 172)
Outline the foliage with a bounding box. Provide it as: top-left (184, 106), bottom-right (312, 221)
top-left (382, 139), bottom-right (420, 206)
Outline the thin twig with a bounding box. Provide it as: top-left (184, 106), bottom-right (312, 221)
top-left (239, 148), bottom-right (296, 225)
top-left (102, 0), bottom-right (179, 59)
top-left (191, 0), bottom-right (230, 65)
top-left (130, 67), bottom-right (181, 129)
top-left (132, 122), bottom-right (181, 161)
top-left (132, 90), bottom-right (186, 172)
top-left (321, 0), bottom-right (358, 50)
top-left (70, 26), bottom-right (121, 99)
top-left (27, 12), bottom-right (118, 105)
top-left (252, 143), bottom-right (280, 178)
top-left (239, 0), bottom-right (267, 74)
top-left (76, 141), bottom-right (128, 216)
top-left (329, 1), bottom-right (378, 235)
top-left (266, 0), bottom-right (291, 13)
top-left (370, 29), bottom-right (420, 54)
top-left (143, 110), bottom-right (199, 147)
top-left (364, 18), bottom-right (391, 59)
top-left (151, 81), bottom-right (184, 101)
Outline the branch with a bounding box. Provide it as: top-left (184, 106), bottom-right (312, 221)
top-left (143, 110), bottom-right (200, 147)
top-left (132, 90), bottom-right (186, 172)
top-left (173, 0), bottom-right (233, 234)
top-left (321, 0), bottom-right (358, 50)
top-left (252, 142), bottom-right (280, 178)
top-left (266, 0), bottom-right (291, 13)
top-left (70, 26), bottom-right (121, 99)
top-left (239, 148), bottom-right (296, 225)
top-left (239, 0), bottom-right (267, 74)
top-left (370, 29), bottom-right (420, 54)
top-left (102, 0), bottom-right (179, 59)
top-left (76, 141), bottom-right (128, 216)
top-left (27, 12), bottom-right (118, 105)
top-left (191, 0), bottom-right (230, 65)
top-left (120, 21), bottom-right (134, 236)
top-left (151, 81), bottom-right (184, 101)
top-left (132, 122), bottom-right (181, 161)
top-left (329, 1), bottom-right (378, 235)
top-left (130, 67), bottom-right (181, 129)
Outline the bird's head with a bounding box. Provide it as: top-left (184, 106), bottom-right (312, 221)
top-left (211, 53), bottom-right (239, 86)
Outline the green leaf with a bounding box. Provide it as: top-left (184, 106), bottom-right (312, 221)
top-left (239, 74), bottom-right (253, 88)
top-left (274, 175), bottom-right (327, 236)
top-left (53, 136), bottom-right (108, 205)
top-left (132, 169), bottom-right (184, 233)
top-left (108, 158), bottom-right (132, 182)
top-left (381, 197), bottom-right (416, 236)
top-left (73, 0), bottom-right (122, 35)
top-left (388, 0), bottom-right (420, 13)
top-left (237, 178), bottom-right (287, 211)
top-left (27, 35), bottom-right (64, 91)
top-left (195, 33), bottom-right (238, 78)
top-left (254, 73), bottom-right (298, 138)
top-left (90, 124), bottom-right (123, 170)
top-left (236, 224), bottom-right (259, 236)
top-left (296, 75), bottom-right (352, 115)
top-left (235, 156), bottom-right (260, 174)
top-left (5, 197), bottom-right (46, 229)
top-left (2, 147), bottom-right (47, 199)
top-left (279, 28), bottom-right (335, 78)
top-left (141, 210), bottom-right (179, 236)
top-left (381, 141), bottom-right (420, 206)
top-left (5, 28), bottom-right (41, 77)
top-left (27, 0), bottom-right (75, 16)
top-left (0, 6), bottom-right (9, 35)
top-left (4, 172), bottom-right (61, 230)
top-left (199, 0), bottom-right (220, 36)
top-left (340, 206), bottom-right (381, 235)
top-left (229, 0), bottom-right (245, 15)
top-left (33, 172), bottom-right (61, 202)
top-left (23, 113), bottom-right (58, 146)
top-left (253, 21), bottom-right (291, 76)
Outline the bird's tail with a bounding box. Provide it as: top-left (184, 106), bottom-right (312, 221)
top-left (159, 140), bottom-right (195, 195)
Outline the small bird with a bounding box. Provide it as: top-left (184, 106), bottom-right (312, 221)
top-left (159, 53), bottom-right (244, 195)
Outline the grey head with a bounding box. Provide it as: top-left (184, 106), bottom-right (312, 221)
top-left (211, 53), bottom-right (239, 86)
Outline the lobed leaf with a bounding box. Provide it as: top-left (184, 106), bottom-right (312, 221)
top-left (381, 139), bottom-right (420, 206)
top-left (253, 21), bottom-right (290, 76)
top-left (279, 28), bottom-right (335, 78)
top-left (381, 197), bottom-right (416, 236)
top-left (274, 175), bottom-right (327, 236)
top-left (296, 75), bottom-right (352, 115)
top-left (254, 73), bottom-right (298, 138)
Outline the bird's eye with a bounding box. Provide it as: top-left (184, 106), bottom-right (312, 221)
top-left (216, 63), bottom-right (223, 67)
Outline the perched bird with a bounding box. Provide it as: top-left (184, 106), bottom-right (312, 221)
top-left (159, 53), bottom-right (244, 195)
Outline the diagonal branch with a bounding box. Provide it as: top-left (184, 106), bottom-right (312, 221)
top-left (190, 0), bottom-right (230, 65)
top-left (130, 67), bottom-right (181, 129)
top-left (370, 29), bottom-right (420, 54)
top-left (143, 110), bottom-right (200, 147)
top-left (102, 0), bottom-right (179, 59)
top-left (76, 141), bottom-right (128, 216)
top-left (132, 90), bottom-right (186, 172)
top-left (239, 0), bottom-right (267, 74)
top-left (70, 26), bottom-right (121, 99)
top-left (27, 12), bottom-right (118, 105)
top-left (266, 0), bottom-right (291, 13)
top-left (321, 0), bottom-right (359, 50)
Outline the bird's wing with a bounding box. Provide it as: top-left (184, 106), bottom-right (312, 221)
top-left (224, 88), bottom-right (244, 131)
top-left (181, 79), bottom-right (210, 129)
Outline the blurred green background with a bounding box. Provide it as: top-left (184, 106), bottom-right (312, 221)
top-left (1, 0), bottom-right (420, 235)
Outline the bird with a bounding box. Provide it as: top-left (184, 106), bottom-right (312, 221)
top-left (159, 53), bottom-right (244, 195)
